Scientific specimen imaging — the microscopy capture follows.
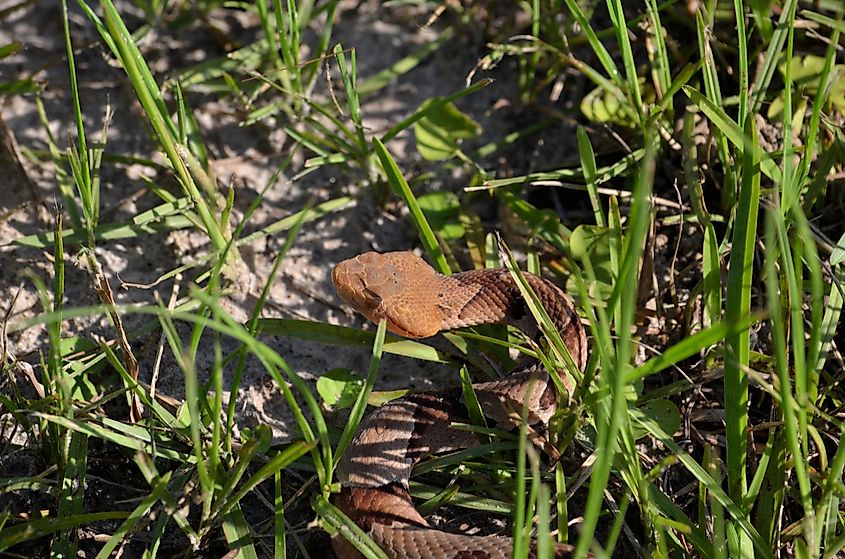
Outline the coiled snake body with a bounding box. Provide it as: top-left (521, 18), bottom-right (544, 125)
top-left (331, 251), bottom-right (588, 559)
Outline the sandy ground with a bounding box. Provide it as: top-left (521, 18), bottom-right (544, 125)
top-left (0, 1), bottom-right (577, 440)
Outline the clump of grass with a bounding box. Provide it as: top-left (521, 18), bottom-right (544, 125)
top-left (1, 1), bottom-right (844, 558)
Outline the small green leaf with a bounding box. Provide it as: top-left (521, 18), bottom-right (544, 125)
top-left (768, 55), bottom-right (845, 118)
top-left (413, 99), bottom-right (480, 161)
top-left (580, 82), bottom-right (654, 128)
top-left (570, 224), bottom-right (607, 260)
top-left (418, 192), bottom-right (464, 240)
top-left (175, 402), bottom-right (192, 428)
top-left (0, 42), bottom-right (38, 95)
top-left (367, 389), bottom-right (410, 406)
top-left (70, 374), bottom-right (97, 401)
top-left (580, 85), bottom-right (638, 127)
top-left (635, 399), bottom-right (681, 441)
top-left (570, 224), bottom-right (614, 297)
top-left (316, 368), bottom-right (364, 410)
top-left (831, 233), bottom-right (845, 266)
top-left (782, 54), bottom-right (828, 82)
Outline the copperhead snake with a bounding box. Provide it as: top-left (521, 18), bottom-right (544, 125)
top-left (331, 251), bottom-right (589, 559)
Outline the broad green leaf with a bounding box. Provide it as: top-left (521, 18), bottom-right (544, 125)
top-left (569, 224), bottom-right (614, 298)
top-left (221, 505), bottom-right (259, 559)
top-left (768, 55), bottom-right (845, 118)
top-left (316, 368), bottom-right (364, 410)
top-left (580, 84), bottom-right (638, 127)
top-left (418, 191), bottom-right (464, 240)
top-left (580, 82), bottom-right (655, 127)
top-left (69, 372), bottom-right (97, 401)
top-left (634, 399), bottom-right (681, 441)
top-left (413, 99), bottom-right (480, 161)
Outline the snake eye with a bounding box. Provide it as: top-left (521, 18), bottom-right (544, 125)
top-left (361, 287), bottom-right (382, 309)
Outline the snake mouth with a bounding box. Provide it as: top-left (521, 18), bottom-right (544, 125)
top-left (381, 320), bottom-right (421, 339)
top-left (357, 304), bottom-right (423, 339)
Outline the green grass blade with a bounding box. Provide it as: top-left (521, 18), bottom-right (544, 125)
top-left (645, 0), bottom-right (671, 107)
top-left (226, 190), bottom-right (310, 453)
top-left (626, 317), bottom-right (752, 383)
top-left (694, 10), bottom-right (736, 206)
top-left (373, 137), bottom-right (449, 274)
top-left (683, 86), bottom-right (781, 182)
top-left (605, 0), bottom-right (644, 125)
top-left (723, 115), bottom-right (759, 511)
top-left (358, 27), bottom-right (455, 98)
top-left (512, 412), bottom-right (530, 559)
top-left (498, 240), bottom-right (580, 391)
top-left (332, 319), bottom-right (387, 466)
top-left (748, 0), bottom-right (799, 116)
top-left (575, 132), bottom-right (658, 559)
top-left (0, 512), bottom-right (130, 552)
top-left (634, 410), bottom-right (773, 559)
top-left (274, 468), bottom-right (285, 559)
top-left (763, 211), bottom-right (816, 552)
top-left (797, 10), bottom-right (842, 205)
top-left (221, 505), bottom-right (259, 559)
top-left (30, 413), bottom-right (191, 462)
top-left (333, 44), bottom-right (366, 149)
top-left (314, 495), bottom-right (390, 559)
top-left (94, 471), bottom-right (172, 559)
top-left (779, 1), bottom-right (800, 213)
top-left (479, 148), bottom-right (645, 191)
top-left (577, 126), bottom-right (605, 227)
top-left (801, 8), bottom-right (845, 33)
top-left (255, 318), bottom-right (450, 363)
top-left (54, 431), bottom-right (87, 559)
top-left (563, 0), bottom-right (621, 86)
top-left (93, 0), bottom-right (227, 251)
top-left (732, 0), bottom-right (749, 125)
top-left (62, 0), bottom-right (89, 189)
top-left (554, 462), bottom-right (569, 545)
top-left (216, 441), bottom-right (314, 520)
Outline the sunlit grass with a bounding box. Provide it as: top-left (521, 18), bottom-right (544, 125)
top-left (1, 1), bottom-right (844, 558)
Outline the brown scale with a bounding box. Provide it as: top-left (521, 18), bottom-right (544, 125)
top-left (331, 252), bottom-right (590, 559)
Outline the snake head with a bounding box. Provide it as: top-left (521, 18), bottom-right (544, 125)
top-left (332, 253), bottom-right (385, 318)
top-left (332, 251), bottom-right (442, 338)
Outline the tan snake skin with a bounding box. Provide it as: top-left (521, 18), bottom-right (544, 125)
top-left (331, 251), bottom-right (589, 559)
